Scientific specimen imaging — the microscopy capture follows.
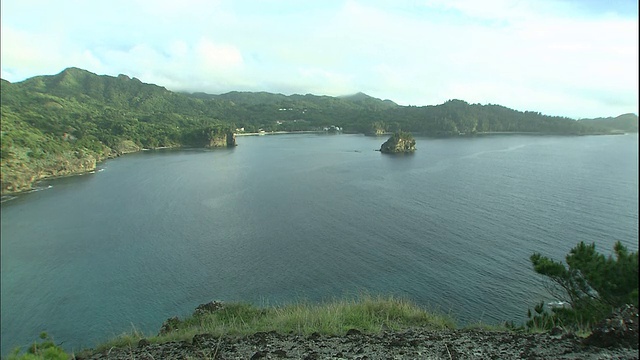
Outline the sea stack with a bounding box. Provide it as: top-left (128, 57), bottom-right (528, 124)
top-left (380, 131), bottom-right (416, 153)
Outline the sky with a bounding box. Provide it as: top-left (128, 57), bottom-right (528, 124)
top-left (1, 0), bottom-right (638, 119)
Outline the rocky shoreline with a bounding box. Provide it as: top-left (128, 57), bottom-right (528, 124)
top-left (0, 137), bottom-right (234, 197)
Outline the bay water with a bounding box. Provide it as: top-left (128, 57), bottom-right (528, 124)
top-left (1, 133), bottom-right (638, 354)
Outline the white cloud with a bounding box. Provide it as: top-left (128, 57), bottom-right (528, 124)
top-left (196, 39), bottom-right (244, 72)
top-left (0, 0), bottom-right (637, 118)
top-left (295, 67), bottom-right (355, 95)
top-left (0, 26), bottom-right (67, 80)
top-left (423, 0), bottom-right (536, 21)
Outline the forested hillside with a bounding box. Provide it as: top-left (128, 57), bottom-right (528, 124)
top-left (577, 113), bottom-right (638, 133)
top-left (1, 67), bottom-right (637, 194)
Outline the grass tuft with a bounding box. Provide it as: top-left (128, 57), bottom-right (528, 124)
top-left (89, 294), bottom-right (455, 352)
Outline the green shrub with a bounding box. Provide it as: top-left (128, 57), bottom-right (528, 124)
top-left (527, 241), bottom-right (638, 331)
top-left (7, 333), bottom-right (69, 360)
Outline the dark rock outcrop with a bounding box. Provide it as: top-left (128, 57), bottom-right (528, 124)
top-left (193, 301), bottom-right (224, 317)
top-left (584, 304), bottom-right (639, 349)
top-left (380, 132), bottom-right (416, 153)
top-left (158, 316), bottom-right (181, 336)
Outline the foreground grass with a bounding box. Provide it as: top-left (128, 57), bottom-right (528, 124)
top-left (13, 295), bottom-right (526, 359)
top-left (91, 295), bottom-right (456, 353)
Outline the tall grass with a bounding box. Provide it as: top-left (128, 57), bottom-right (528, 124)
top-left (92, 294), bottom-right (455, 352)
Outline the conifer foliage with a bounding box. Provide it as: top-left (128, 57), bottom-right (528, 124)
top-left (528, 241), bottom-right (638, 330)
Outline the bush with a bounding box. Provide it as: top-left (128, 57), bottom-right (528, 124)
top-left (7, 333), bottom-right (69, 360)
top-left (527, 241), bottom-right (638, 331)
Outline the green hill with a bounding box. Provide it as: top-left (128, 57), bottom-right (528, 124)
top-left (578, 113), bottom-right (638, 133)
top-left (1, 67), bottom-right (636, 194)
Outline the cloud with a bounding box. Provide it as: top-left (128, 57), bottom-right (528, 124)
top-left (0, 26), bottom-right (66, 80)
top-left (315, 0), bottom-right (638, 117)
top-left (196, 39), bottom-right (244, 72)
top-left (295, 67), bottom-right (355, 95)
top-left (0, 0), bottom-right (637, 118)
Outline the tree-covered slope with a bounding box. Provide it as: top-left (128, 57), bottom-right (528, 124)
top-left (577, 113), bottom-right (639, 133)
top-left (0, 68), bottom-right (235, 194)
top-left (1, 67), bottom-right (636, 194)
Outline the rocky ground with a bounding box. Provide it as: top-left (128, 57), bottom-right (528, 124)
top-left (78, 328), bottom-right (637, 360)
top-left (79, 305), bottom-right (639, 360)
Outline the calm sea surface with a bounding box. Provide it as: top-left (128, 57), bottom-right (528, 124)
top-left (1, 133), bottom-right (638, 354)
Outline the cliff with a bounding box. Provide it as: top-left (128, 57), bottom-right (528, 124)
top-left (380, 131), bottom-right (416, 153)
top-left (207, 132), bottom-right (236, 148)
top-left (1, 152), bottom-right (97, 194)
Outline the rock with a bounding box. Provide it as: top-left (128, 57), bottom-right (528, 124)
top-left (192, 333), bottom-right (217, 347)
top-left (549, 326), bottom-right (564, 336)
top-left (273, 349), bottom-right (287, 357)
top-left (207, 132), bottom-right (236, 148)
top-left (251, 350), bottom-right (268, 359)
top-left (380, 132), bottom-right (416, 153)
top-left (193, 300), bottom-right (224, 317)
top-left (158, 316), bottom-right (181, 336)
top-left (114, 140), bottom-right (141, 155)
top-left (584, 304), bottom-right (638, 349)
top-left (137, 339), bottom-right (150, 348)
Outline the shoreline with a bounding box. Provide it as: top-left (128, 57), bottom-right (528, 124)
top-left (2, 131), bottom-right (634, 197)
top-left (235, 130), bottom-right (326, 136)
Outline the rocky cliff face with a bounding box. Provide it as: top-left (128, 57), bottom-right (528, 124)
top-left (113, 140), bottom-right (142, 155)
top-left (380, 132), bottom-right (416, 153)
top-left (0, 134), bottom-right (238, 195)
top-left (1, 153), bottom-right (97, 194)
top-left (207, 132), bottom-right (236, 148)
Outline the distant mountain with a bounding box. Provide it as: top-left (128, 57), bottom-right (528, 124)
top-left (1, 67), bottom-right (635, 194)
top-left (338, 92), bottom-right (398, 109)
top-left (184, 90), bottom-right (397, 110)
top-left (578, 113), bottom-right (638, 133)
top-left (188, 91), bottom-right (290, 105)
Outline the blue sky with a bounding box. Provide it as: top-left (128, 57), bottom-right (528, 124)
top-left (1, 0), bottom-right (637, 119)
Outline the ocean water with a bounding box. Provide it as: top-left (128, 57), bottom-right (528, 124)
top-left (1, 133), bottom-right (638, 354)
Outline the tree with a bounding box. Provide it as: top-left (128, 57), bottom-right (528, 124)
top-left (528, 241), bottom-right (638, 330)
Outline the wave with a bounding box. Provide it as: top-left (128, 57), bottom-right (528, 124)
top-left (462, 144), bottom-right (529, 160)
top-left (547, 301), bottom-right (571, 309)
top-left (0, 195), bottom-right (17, 203)
top-left (27, 185), bottom-right (53, 193)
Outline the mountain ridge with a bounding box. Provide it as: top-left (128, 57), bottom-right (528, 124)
top-left (3, 67), bottom-right (637, 121)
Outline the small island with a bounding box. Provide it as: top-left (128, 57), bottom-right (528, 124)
top-left (379, 131), bottom-right (416, 153)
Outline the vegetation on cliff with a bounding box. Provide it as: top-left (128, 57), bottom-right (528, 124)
top-left (380, 131), bottom-right (416, 153)
top-left (1, 68), bottom-right (637, 194)
top-left (0, 68), bottom-right (237, 194)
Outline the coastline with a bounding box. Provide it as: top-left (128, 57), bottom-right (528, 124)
top-left (235, 130), bottom-right (325, 136)
top-left (2, 131), bottom-right (633, 197)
